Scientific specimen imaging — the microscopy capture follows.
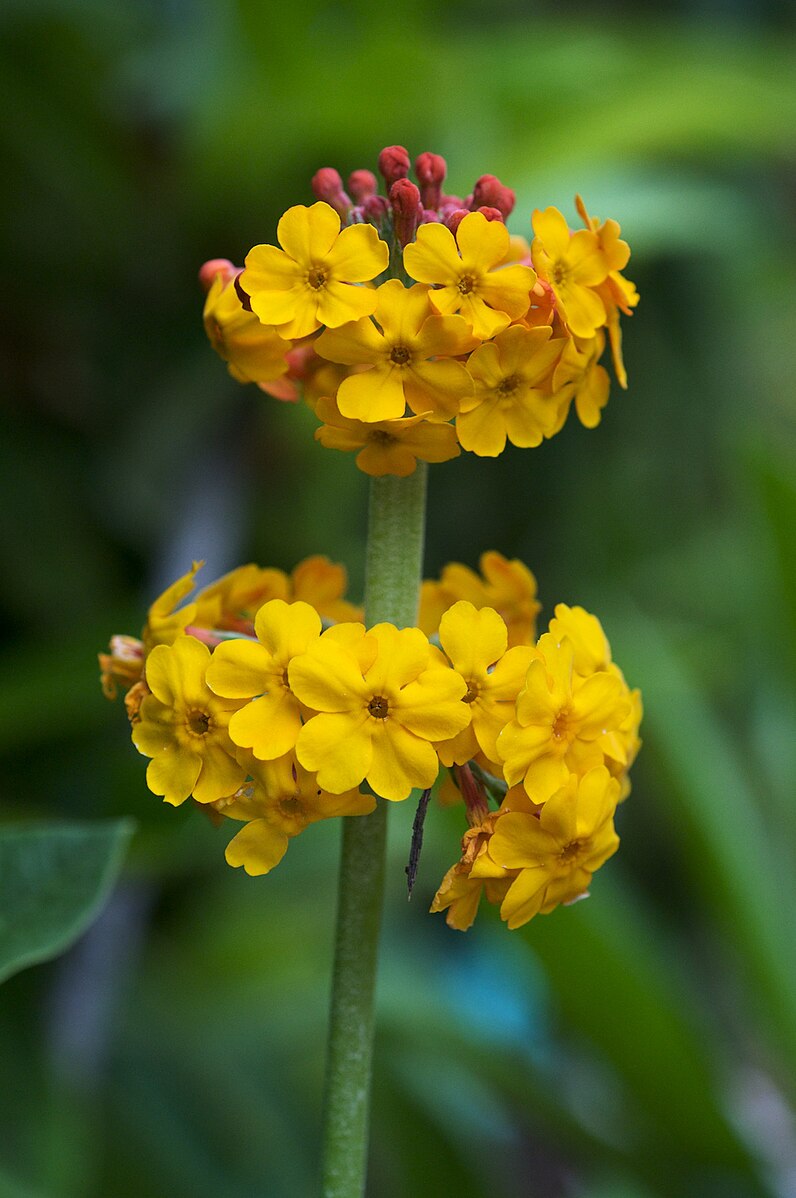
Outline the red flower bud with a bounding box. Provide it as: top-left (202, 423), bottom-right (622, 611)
top-left (444, 208), bottom-right (470, 236)
top-left (472, 174), bottom-right (516, 218)
top-left (311, 167), bottom-right (352, 217)
top-left (414, 152), bottom-right (447, 210)
top-left (378, 145), bottom-right (410, 188)
top-left (390, 179), bottom-right (423, 247)
top-left (476, 206), bottom-right (505, 223)
top-left (348, 169), bottom-right (378, 202)
top-left (198, 258), bottom-right (236, 292)
top-left (363, 194), bottom-right (390, 227)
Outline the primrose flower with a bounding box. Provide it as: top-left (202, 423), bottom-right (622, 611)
top-left (206, 600), bottom-right (322, 760)
top-left (435, 602), bottom-right (534, 767)
top-left (551, 333), bottom-right (611, 431)
top-left (457, 325), bottom-right (566, 456)
top-left (497, 631), bottom-right (630, 804)
top-left (488, 767), bottom-right (620, 928)
top-left (132, 636), bottom-right (247, 806)
top-left (404, 212), bottom-right (536, 340)
top-left (240, 202), bottom-right (389, 339)
top-left (201, 263), bottom-right (291, 386)
top-left (290, 623), bottom-right (470, 801)
top-left (314, 397), bottom-right (460, 477)
top-left (419, 551), bottom-right (541, 648)
top-left (531, 207), bottom-right (609, 339)
top-left (430, 812), bottom-right (515, 931)
top-left (316, 280), bottom-right (475, 422)
top-left (216, 751), bottom-right (375, 876)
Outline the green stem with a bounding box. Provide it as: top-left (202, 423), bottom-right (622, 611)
top-left (320, 464), bottom-right (428, 1198)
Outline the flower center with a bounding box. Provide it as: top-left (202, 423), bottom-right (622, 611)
top-left (457, 274), bottom-right (476, 295)
top-left (307, 268), bottom-right (327, 291)
top-left (497, 374), bottom-right (520, 398)
top-left (390, 345), bottom-right (411, 365)
top-left (551, 708), bottom-right (571, 741)
top-left (551, 261), bottom-right (569, 287)
top-left (278, 795), bottom-right (304, 819)
top-left (186, 709), bottom-right (211, 736)
top-left (560, 839), bottom-right (584, 863)
top-left (368, 695), bottom-right (390, 719)
top-left (463, 682), bottom-right (479, 704)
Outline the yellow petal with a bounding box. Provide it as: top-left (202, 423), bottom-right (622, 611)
top-left (500, 867), bottom-right (549, 928)
top-left (296, 710), bottom-right (373, 792)
top-left (439, 601), bottom-right (507, 676)
top-left (253, 599), bottom-right (322, 661)
top-left (317, 280), bottom-right (379, 329)
top-left (455, 211), bottom-right (509, 272)
top-left (289, 637), bottom-right (368, 712)
top-left (325, 223), bottom-right (389, 281)
top-left (403, 223), bottom-right (462, 285)
top-left (531, 207), bottom-right (570, 257)
top-left (146, 746), bottom-right (202, 806)
top-left (225, 819), bottom-right (289, 876)
top-left (278, 202), bottom-right (340, 266)
top-left (145, 636), bottom-right (210, 707)
top-left (336, 363), bottom-right (407, 422)
top-left (394, 666), bottom-right (469, 740)
top-left (205, 639), bottom-right (274, 698)
top-left (228, 690), bottom-right (302, 760)
top-left (316, 317), bottom-right (386, 366)
top-left (366, 721), bottom-right (438, 801)
top-left (193, 744), bottom-right (246, 804)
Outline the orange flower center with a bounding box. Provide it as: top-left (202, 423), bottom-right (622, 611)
top-left (551, 708), bottom-right (571, 741)
top-left (390, 345), bottom-right (411, 365)
top-left (369, 429), bottom-right (396, 446)
top-left (368, 695), bottom-right (390, 719)
top-left (551, 261), bottom-right (569, 287)
top-left (463, 682), bottom-right (479, 704)
top-left (307, 268), bottom-right (327, 291)
top-left (560, 839), bottom-right (584, 863)
top-left (457, 274), bottom-right (476, 295)
top-left (497, 374), bottom-right (520, 398)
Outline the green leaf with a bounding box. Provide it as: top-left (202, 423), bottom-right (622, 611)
top-left (0, 820), bottom-right (134, 984)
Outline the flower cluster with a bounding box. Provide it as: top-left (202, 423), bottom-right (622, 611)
top-left (200, 147), bottom-right (638, 476)
top-left (100, 553), bottom-right (641, 925)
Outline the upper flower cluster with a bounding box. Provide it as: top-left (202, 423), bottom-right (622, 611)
top-left (100, 552), bottom-right (641, 928)
top-left (200, 146), bottom-right (638, 476)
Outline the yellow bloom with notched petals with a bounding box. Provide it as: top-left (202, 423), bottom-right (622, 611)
top-left (457, 325), bottom-right (565, 456)
top-left (551, 333), bottom-right (611, 432)
top-left (215, 751), bottom-right (375, 876)
top-left (132, 635), bottom-right (246, 806)
top-left (435, 602), bottom-right (535, 766)
top-left (314, 396), bottom-right (460, 478)
top-left (488, 766), bottom-right (620, 928)
top-left (419, 551), bottom-right (541, 649)
top-left (404, 212), bottom-right (536, 340)
top-left (240, 202), bottom-right (389, 339)
top-left (531, 207), bottom-right (608, 339)
top-left (203, 270), bottom-right (292, 385)
top-left (206, 600), bottom-right (322, 760)
top-left (290, 623), bottom-right (470, 801)
top-left (497, 631), bottom-right (630, 804)
top-left (316, 280), bottom-right (475, 423)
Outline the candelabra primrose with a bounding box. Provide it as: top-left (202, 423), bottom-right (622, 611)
top-left (100, 145), bottom-right (642, 1198)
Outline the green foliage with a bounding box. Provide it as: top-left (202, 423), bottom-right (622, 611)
top-left (0, 821), bottom-right (133, 984)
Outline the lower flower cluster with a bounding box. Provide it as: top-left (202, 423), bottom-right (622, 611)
top-left (100, 552), bottom-right (640, 929)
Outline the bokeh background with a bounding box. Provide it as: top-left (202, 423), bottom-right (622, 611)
top-left (2, 1), bottom-right (795, 1195)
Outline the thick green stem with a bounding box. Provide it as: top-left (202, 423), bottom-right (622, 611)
top-left (320, 465), bottom-right (428, 1198)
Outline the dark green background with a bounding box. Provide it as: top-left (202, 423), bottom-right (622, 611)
top-left (1, 1), bottom-right (795, 1194)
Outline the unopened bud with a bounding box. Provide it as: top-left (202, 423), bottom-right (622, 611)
top-left (378, 144), bottom-right (410, 189)
top-left (476, 206), bottom-right (505, 223)
top-left (198, 258), bottom-right (236, 292)
top-left (348, 169), bottom-right (378, 202)
top-left (472, 174), bottom-right (516, 218)
top-left (457, 764), bottom-right (490, 828)
top-left (311, 168), bottom-right (352, 217)
top-left (363, 194), bottom-right (390, 228)
top-left (444, 208), bottom-right (470, 236)
top-left (390, 179), bottom-right (422, 247)
top-left (414, 152), bottom-right (447, 210)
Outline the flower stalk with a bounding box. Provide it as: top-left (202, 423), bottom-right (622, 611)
top-left (320, 464), bottom-right (427, 1198)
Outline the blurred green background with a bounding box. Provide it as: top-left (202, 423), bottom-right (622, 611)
top-left (2, 0), bottom-right (795, 1195)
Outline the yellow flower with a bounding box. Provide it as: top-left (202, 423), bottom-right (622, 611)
top-left (142, 561), bottom-right (204, 651)
top-left (488, 766), bottom-right (620, 928)
top-left (203, 269), bottom-right (292, 385)
top-left (430, 812), bottom-right (514, 931)
top-left (435, 602), bottom-right (534, 766)
top-left (457, 326), bottom-right (564, 456)
top-left (132, 636), bottom-right (246, 806)
top-left (240, 202), bottom-right (389, 339)
top-left (290, 623), bottom-right (470, 801)
top-left (193, 564), bottom-right (290, 632)
top-left (314, 396), bottom-right (460, 477)
top-left (315, 279), bottom-right (475, 422)
top-left (496, 631), bottom-right (630, 803)
top-left (403, 212), bottom-right (536, 340)
top-left (531, 207), bottom-right (608, 339)
top-left (216, 751), bottom-right (375, 876)
top-left (419, 551), bottom-right (541, 648)
top-left (206, 600), bottom-right (322, 760)
top-left (551, 333), bottom-right (611, 431)
top-left (575, 195), bottom-right (639, 389)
